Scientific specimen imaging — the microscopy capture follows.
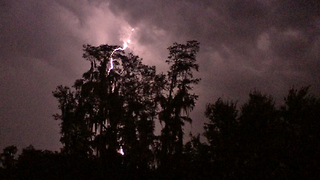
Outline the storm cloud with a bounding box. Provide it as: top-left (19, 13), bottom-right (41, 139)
top-left (0, 0), bottom-right (319, 151)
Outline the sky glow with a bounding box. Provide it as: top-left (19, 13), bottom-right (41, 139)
top-left (0, 0), bottom-right (319, 152)
top-left (108, 28), bottom-right (134, 74)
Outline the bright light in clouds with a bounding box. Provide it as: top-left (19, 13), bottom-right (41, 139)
top-left (119, 146), bottom-right (124, 155)
top-left (108, 28), bottom-right (135, 74)
top-left (121, 28), bottom-right (134, 49)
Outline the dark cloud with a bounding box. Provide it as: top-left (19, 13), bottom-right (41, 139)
top-left (0, 0), bottom-right (319, 150)
top-left (0, 0), bottom-right (92, 151)
top-left (270, 0), bottom-right (320, 30)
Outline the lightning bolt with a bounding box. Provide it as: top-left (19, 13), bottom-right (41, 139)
top-left (108, 28), bottom-right (134, 75)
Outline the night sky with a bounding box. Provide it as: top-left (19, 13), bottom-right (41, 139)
top-left (1, 0), bottom-right (319, 151)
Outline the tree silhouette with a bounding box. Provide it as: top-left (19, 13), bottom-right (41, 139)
top-left (0, 145), bottom-right (17, 169)
top-left (202, 87), bottom-right (320, 178)
top-left (52, 85), bottom-right (92, 158)
top-left (5, 37), bottom-right (319, 179)
top-left (53, 43), bottom-right (164, 176)
top-left (52, 41), bottom-right (201, 178)
top-left (237, 91), bottom-right (279, 178)
top-left (158, 41), bottom-right (200, 173)
top-left (2, 75), bottom-right (320, 180)
top-left (182, 134), bottom-right (211, 179)
top-left (0, 145), bottom-right (18, 179)
top-left (279, 86), bottom-right (320, 178)
top-left (204, 98), bottom-right (238, 178)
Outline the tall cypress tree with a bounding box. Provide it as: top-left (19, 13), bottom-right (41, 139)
top-left (159, 40), bottom-right (201, 171)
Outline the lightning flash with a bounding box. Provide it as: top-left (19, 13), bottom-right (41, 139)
top-left (108, 28), bottom-right (134, 74)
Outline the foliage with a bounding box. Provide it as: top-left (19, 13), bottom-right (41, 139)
top-left (1, 39), bottom-right (320, 179)
top-left (52, 40), bottom-right (200, 178)
top-left (0, 145), bottom-right (17, 169)
top-left (158, 40), bottom-right (201, 170)
top-left (201, 87), bottom-right (320, 179)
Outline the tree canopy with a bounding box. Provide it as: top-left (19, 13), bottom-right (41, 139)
top-left (1, 41), bottom-right (319, 179)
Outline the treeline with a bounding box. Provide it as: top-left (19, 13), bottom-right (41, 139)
top-left (1, 41), bottom-right (319, 179)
